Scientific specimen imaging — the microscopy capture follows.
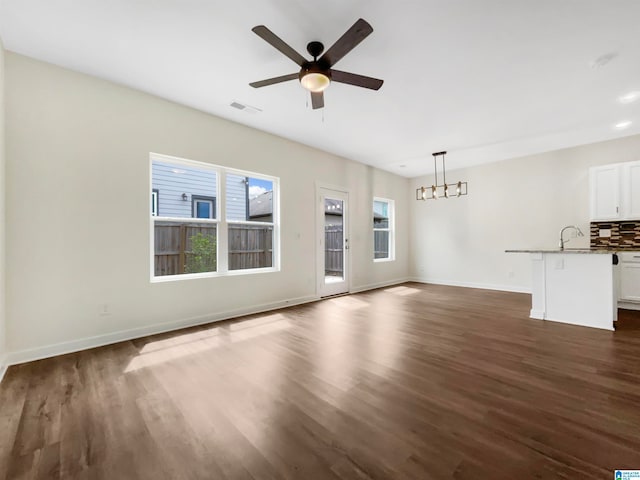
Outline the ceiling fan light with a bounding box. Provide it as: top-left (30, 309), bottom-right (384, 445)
top-left (300, 72), bottom-right (331, 92)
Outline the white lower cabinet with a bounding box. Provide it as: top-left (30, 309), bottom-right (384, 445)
top-left (619, 253), bottom-right (640, 303)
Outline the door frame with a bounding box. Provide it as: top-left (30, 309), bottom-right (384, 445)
top-left (316, 183), bottom-right (351, 297)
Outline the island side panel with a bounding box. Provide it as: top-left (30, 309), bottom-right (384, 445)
top-left (530, 252), bottom-right (546, 319)
top-left (543, 253), bottom-right (615, 331)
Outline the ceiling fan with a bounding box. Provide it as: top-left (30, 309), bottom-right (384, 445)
top-left (249, 18), bottom-right (384, 109)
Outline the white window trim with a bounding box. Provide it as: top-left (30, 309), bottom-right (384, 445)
top-left (373, 197), bottom-right (395, 263)
top-left (192, 197), bottom-right (215, 219)
top-left (149, 152), bottom-right (280, 282)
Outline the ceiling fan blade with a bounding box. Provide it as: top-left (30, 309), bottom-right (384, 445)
top-left (331, 70), bottom-right (384, 90)
top-left (318, 18), bottom-right (373, 68)
top-left (252, 25), bottom-right (307, 66)
top-left (250, 73), bottom-right (299, 88)
top-left (311, 91), bottom-right (324, 109)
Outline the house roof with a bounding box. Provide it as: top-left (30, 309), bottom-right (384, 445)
top-left (249, 191), bottom-right (272, 218)
top-left (2, 1), bottom-right (639, 177)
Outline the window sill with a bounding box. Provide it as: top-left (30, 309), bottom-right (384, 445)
top-left (151, 267), bottom-right (280, 283)
top-left (373, 257), bottom-right (395, 263)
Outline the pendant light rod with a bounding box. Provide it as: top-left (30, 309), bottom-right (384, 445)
top-left (433, 154), bottom-right (438, 186)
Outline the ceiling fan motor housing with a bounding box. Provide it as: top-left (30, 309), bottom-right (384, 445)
top-left (306, 41), bottom-right (325, 58)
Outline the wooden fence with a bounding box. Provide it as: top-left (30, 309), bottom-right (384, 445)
top-left (374, 231), bottom-right (390, 259)
top-left (325, 227), bottom-right (343, 276)
top-left (154, 221), bottom-right (272, 276)
top-left (155, 223), bottom-right (355, 277)
top-left (228, 224), bottom-right (273, 271)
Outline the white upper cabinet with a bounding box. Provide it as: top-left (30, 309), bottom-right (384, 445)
top-left (623, 161), bottom-right (640, 219)
top-left (590, 164), bottom-right (621, 221)
top-left (589, 160), bottom-right (640, 221)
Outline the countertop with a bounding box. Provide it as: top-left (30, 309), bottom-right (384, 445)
top-left (506, 248), bottom-right (640, 254)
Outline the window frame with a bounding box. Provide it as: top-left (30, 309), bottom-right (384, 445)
top-left (191, 195), bottom-right (216, 219)
top-left (227, 174), bottom-right (276, 272)
top-left (373, 197), bottom-right (395, 262)
top-left (149, 153), bottom-right (280, 282)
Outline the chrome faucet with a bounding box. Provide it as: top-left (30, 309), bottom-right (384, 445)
top-left (559, 225), bottom-right (584, 250)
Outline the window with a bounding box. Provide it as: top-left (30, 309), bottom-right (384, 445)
top-left (373, 198), bottom-right (394, 261)
top-left (226, 175), bottom-right (274, 270)
top-left (192, 196), bottom-right (216, 219)
top-left (150, 154), bottom-right (279, 281)
top-left (151, 189), bottom-right (159, 216)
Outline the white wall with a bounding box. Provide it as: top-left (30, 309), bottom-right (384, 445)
top-left (410, 134), bottom-right (640, 292)
top-left (0, 38), bottom-right (6, 378)
top-left (5, 53), bottom-right (410, 359)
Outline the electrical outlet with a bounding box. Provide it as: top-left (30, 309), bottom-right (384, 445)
top-left (599, 228), bottom-right (612, 238)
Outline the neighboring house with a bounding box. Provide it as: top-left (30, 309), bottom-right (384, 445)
top-left (246, 195), bottom-right (345, 225)
top-left (151, 160), bottom-right (248, 220)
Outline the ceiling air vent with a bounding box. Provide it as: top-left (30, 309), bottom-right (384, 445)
top-left (230, 101), bottom-right (262, 114)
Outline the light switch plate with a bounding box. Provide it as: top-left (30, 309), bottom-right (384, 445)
top-left (599, 228), bottom-right (612, 238)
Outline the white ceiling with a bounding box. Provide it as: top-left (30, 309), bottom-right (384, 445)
top-left (1, 0), bottom-right (640, 177)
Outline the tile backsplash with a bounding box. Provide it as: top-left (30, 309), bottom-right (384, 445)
top-left (591, 221), bottom-right (640, 248)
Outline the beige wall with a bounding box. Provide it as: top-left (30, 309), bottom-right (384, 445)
top-left (410, 134), bottom-right (640, 292)
top-left (5, 52), bottom-right (410, 357)
top-left (0, 38), bottom-right (6, 370)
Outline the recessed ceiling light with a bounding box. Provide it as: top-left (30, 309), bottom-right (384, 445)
top-left (619, 91), bottom-right (640, 104)
top-left (614, 121), bottom-right (632, 130)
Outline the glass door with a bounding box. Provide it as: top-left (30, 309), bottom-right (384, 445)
top-left (318, 188), bottom-right (349, 297)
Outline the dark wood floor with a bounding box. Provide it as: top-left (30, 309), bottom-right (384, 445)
top-left (1, 283), bottom-right (640, 479)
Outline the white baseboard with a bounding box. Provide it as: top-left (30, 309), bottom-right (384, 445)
top-left (1, 276), bottom-right (536, 375)
top-left (1, 279), bottom-right (417, 374)
top-left (619, 302), bottom-right (640, 311)
top-left (351, 277), bottom-right (411, 294)
top-left (4, 294), bottom-right (319, 368)
top-left (409, 276), bottom-right (531, 294)
top-left (530, 309), bottom-right (545, 319)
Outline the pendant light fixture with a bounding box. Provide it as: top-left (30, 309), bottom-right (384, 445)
top-left (416, 151), bottom-right (468, 201)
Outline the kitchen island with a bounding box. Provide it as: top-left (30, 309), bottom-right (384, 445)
top-left (506, 249), bottom-right (619, 330)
